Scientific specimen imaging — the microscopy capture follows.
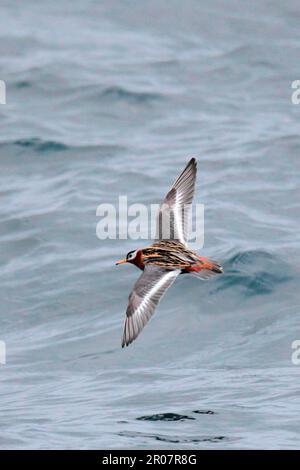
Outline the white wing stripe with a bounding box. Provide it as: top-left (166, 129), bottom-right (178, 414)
top-left (174, 191), bottom-right (185, 245)
top-left (133, 271), bottom-right (177, 319)
top-left (122, 267), bottom-right (180, 347)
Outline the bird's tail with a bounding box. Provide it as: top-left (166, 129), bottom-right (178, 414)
top-left (187, 257), bottom-right (223, 280)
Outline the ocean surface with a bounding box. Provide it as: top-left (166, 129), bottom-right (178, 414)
top-left (1, 0), bottom-right (300, 449)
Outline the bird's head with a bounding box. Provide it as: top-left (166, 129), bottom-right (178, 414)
top-left (116, 250), bottom-right (138, 266)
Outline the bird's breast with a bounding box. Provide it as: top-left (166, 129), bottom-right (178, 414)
top-left (133, 250), bottom-right (145, 270)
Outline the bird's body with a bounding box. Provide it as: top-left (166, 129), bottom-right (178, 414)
top-left (116, 158), bottom-right (223, 347)
top-left (128, 239), bottom-right (222, 276)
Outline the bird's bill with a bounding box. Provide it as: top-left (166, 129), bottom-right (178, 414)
top-left (116, 258), bottom-right (127, 265)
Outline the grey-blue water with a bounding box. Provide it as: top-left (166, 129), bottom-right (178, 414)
top-left (1, 0), bottom-right (300, 449)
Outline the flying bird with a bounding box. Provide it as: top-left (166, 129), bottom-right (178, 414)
top-left (116, 158), bottom-right (223, 347)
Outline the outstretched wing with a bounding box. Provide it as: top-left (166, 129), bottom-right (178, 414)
top-left (155, 158), bottom-right (197, 246)
top-left (122, 266), bottom-right (180, 347)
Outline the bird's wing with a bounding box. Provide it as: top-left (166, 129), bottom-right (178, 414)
top-left (122, 266), bottom-right (180, 347)
top-left (155, 158), bottom-right (197, 246)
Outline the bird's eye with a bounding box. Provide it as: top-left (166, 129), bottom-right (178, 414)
top-left (127, 251), bottom-right (135, 260)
